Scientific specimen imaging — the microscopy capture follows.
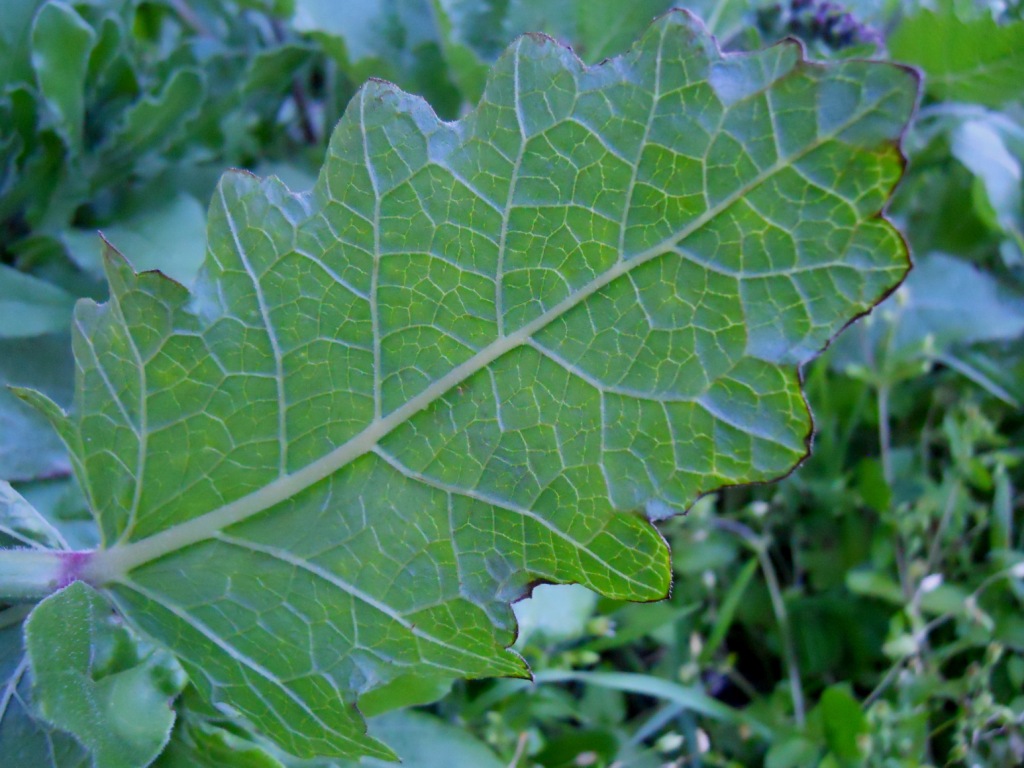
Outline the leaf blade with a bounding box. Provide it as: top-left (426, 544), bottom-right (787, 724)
top-left (37, 11), bottom-right (916, 760)
top-left (24, 582), bottom-right (185, 768)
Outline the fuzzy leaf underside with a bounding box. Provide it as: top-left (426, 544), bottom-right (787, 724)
top-left (25, 11), bottom-right (915, 760)
top-left (0, 608), bottom-right (90, 768)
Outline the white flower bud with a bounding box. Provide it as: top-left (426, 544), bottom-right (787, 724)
top-left (919, 573), bottom-right (943, 593)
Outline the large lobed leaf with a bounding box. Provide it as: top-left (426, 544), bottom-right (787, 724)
top-left (20, 11), bottom-right (916, 761)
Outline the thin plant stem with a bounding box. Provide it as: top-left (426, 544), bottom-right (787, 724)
top-left (877, 382), bottom-right (894, 486)
top-left (925, 481), bottom-right (959, 574)
top-left (270, 19), bottom-right (318, 145)
top-left (507, 731), bottom-right (529, 768)
top-left (863, 656), bottom-right (908, 708)
top-left (712, 518), bottom-right (806, 727)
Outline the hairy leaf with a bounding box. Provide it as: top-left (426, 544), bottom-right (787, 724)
top-left (22, 12), bottom-right (915, 760)
top-left (0, 484), bottom-right (184, 768)
top-left (0, 484), bottom-right (86, 766)
top-left (24, 583), bottom-right (183, 768)
top-left (1, 605), bottom-right (90, 768)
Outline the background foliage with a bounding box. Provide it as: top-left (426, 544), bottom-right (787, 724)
top-left (1, 0), bottom-right (1023, 766)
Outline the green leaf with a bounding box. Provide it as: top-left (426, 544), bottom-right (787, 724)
top-left (0, 335), bottom-right (74, 483)
top-left (95, 68), bottom-right (205, 173)
top-left (0, 0), bottom-right (45, 92)
top-left (377, 712), bottom-right (505, 767)
top-left (339, 710), bottom-right (505, 768)
top-left (765, 737), bottom-right (822, 768)
top-left (355, 670), bottom-right (454, 717)
top-left (30, 1), bottom-right (96, 152)
top-left (160, 707), bottom-right (508, 768)
top-left (699, 555), bottom-right (758, 663)
top-left (24, 582), bottom-right (185, 768)
top-left (0, 605), bottom-right (90, 768)
top-left (434, 0), bottom-right (677, 103)
top-left (240, 44), bottom-right (314, 99)
top-left (505, 0), bottom-right (677, 63)
top-left (0, 264), bottom-right (76, 338)
top-left (294, 0), bottom-right (462, 117)
top-left (0, 487), bottom-right (161, 768)
top-left (156, 685), bottom-right (298, 768)
top-left (155, 715), bottom-right (287, 768)
top-left (0, 480), bottom-right (68, 550)
top-left (513, 583), bottom-right (598, 646)
top-left (22, 12), bottom-right (915, 761)
top-left (950, 118), bottom-right (1024, 247)
top-left (14, 476), bottom-right (99, 551)
top-left (817, 684), bottom-right (868, 764)
top-left (831, 253), bottom-right (1024, 373)
top-left (889, 8), bottom-right (1024, 107)
top-left (533, 669), bottom-right (772, 737)
top-left (157, 728), bottom-right (283, 768)
top-left (64, 193), bottom-right (209, 287)
top-left (845, 569), bottom-right (904, 606)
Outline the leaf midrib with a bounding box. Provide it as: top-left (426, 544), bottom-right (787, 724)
top-left (85, 93), bottom-right (878, 584)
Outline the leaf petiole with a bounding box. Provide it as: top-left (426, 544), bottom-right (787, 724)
top-left (0, 548), bottom-right (92, 601)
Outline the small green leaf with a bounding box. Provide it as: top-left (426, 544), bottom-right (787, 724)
top-left (818, 684), bottom-right (868, 764)
top-left (356, 671), bottom-right (454, 717)
top-left (64, 194), bottom-right (208, 287)
top-left (889, 8), bottom-right (1024, 107)
top-left (0, 264), bottom-right (76, 338)
top-left (97, 68), bottom-right (205, 172)
top-left (24, 582), bottom-right (185, 768)
top-left (293, 0), bottom-right (462, 116)
top-left (854, 458), bottom-right (890, 514)
top-left (699, 555), bottom-right (758, 663)
top-left (0, 0), bottom-right (44, 92)
top-left (241, 44), bottom-right (314, 98)
top-left (155, 716), bottom-right (286, 768)
top-left (0, 605), bottom-right (90, 768)
top-left (950, 119), bottom-right (1023, 246)
top-left (845, 569), bottom-right (904, 606)
top-left (30, 1), bottom-right (95, 151)
top-left (765, 736), bottom-right (822, 768)
top-left (0, 480), bottom-right (67, 550)
top-left (0, 489), bottom-right (86, 766)
top-left (340, 710), bottom-right (506, 768)
top-left (534, 669), bottom-right (772, 737)
top-left (0, 335), bottom-right (75, 483)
